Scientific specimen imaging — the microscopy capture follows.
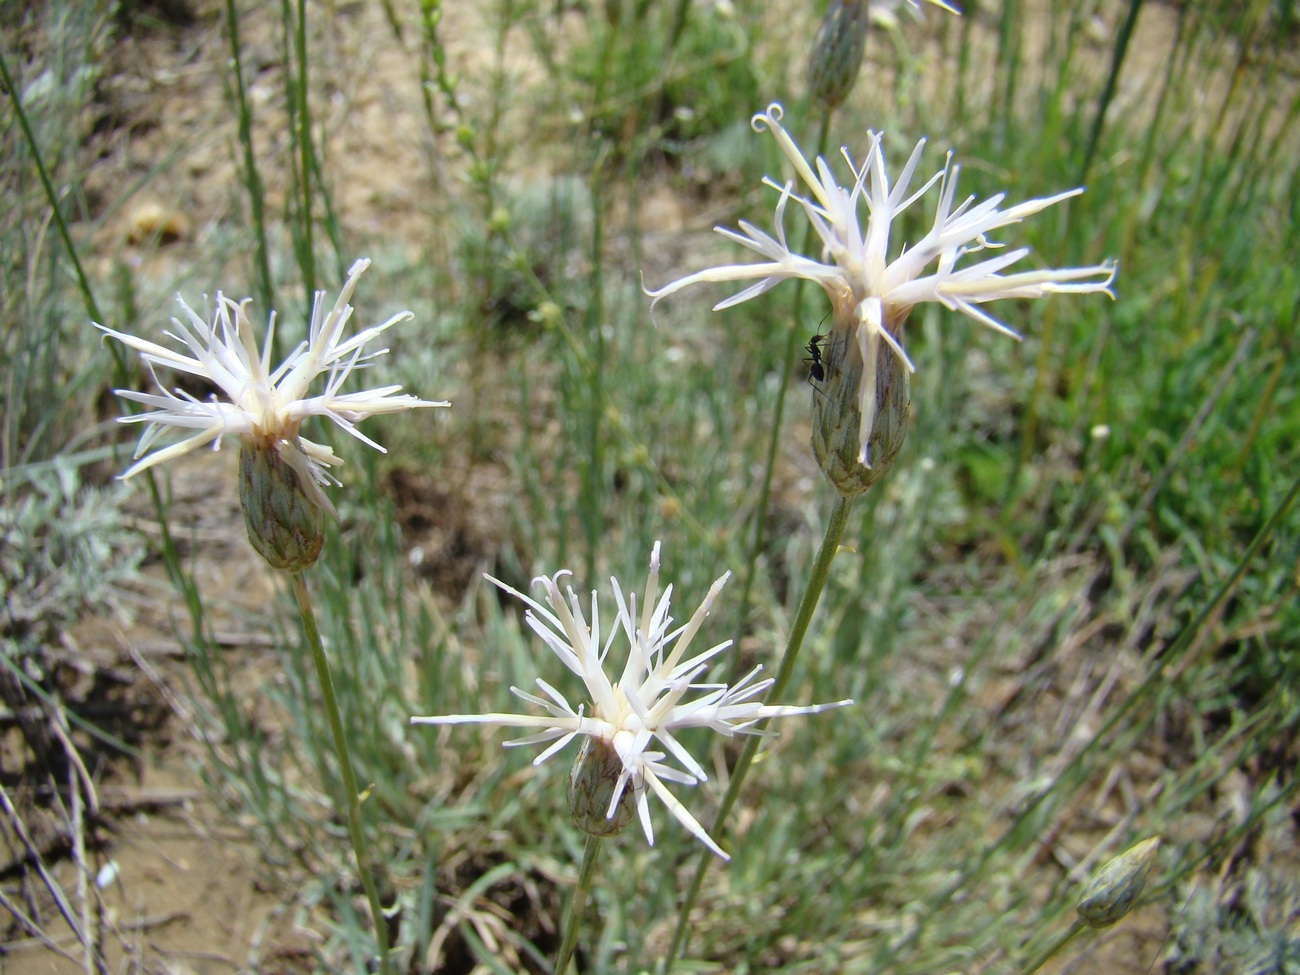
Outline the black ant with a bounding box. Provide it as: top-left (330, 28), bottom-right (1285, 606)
top-left (804, 333), bottom-right (827, 384)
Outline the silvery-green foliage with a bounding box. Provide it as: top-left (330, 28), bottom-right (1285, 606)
top-left (1169, 869), bottom-right (1300, 975)
top-left (1167, 800), bottom-right (1300, 975)
top-left (1, 460), bottom-right (143, 643)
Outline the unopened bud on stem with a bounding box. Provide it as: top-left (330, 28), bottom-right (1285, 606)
top-left (1077, 836), bottom-right (1160, 929)
top-left (808, 0), bottom-right (872, 110)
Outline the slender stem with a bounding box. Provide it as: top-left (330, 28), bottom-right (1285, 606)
top-left (663, 0), bottom-right (693, 62)
top-left (581, 147), bottom-right (608, 584)
top-left (732, 109), bottom-right (833, 679)
top-left (223, 0), bottom-right (277, 351)
top-left (293, 0), bottom-right (316, 298)
top-left (0, 49), bottom-right (100, 326)
top-left (289, 571), bottom-right (392, 975)
top-left (0, 783), bottom-right (90, 957)
top-left (664, 493), bottom-right (854, 970)
top-left (1079, 0), bottom-right (1144, 183)
top-left (1015, 919), bottom-right (1085, 975)
top-left (555, 834), bottom-right (603, 975)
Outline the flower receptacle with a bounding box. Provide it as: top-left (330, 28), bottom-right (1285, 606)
top-left (239, 438), bottom-right (326, 572)
top-left (567, 737), bottom-right (636, 839)
top-left (811, 325), bottom-right (911, 496)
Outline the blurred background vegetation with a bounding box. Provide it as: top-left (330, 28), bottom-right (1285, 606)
top-left (1, 0), bottom-right (1297, 972)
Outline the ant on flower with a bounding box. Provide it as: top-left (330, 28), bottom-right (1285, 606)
top-left (804, 332), bottom-right (826, 384)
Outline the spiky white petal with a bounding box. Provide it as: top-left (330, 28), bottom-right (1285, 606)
top-left (97, 259), bottom-right (449, 507)
top-left (411, 542), bottom-right (850, 859)
top-left (646, 103), bottom-right (1116, 464)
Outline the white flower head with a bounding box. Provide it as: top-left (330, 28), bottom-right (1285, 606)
top-left (97, 258), bottom-right (449, 513)
top-left (646, 103), bottom-right (1116, 465)
top-left (411, 542), bottom-right (850, 859)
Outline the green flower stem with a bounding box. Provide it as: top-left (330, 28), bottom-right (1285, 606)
top-left (556, 834), bottom-right (603, 975)
top-left (1015, 919), bottom-right (1085, 975)
top-left (664, 493), bottom-right (854, 970)
top-left (1079, 0), bottom-right (1144, 184)
top-left (291, 0), bottom-right (316, 300)
top-left (223, 0), bottom-right (277, 352)
top-left (0, 48), bottom-right (101, 329)
top-left (731, 110), bottom-right (834, 674)
top-left (289, 571), bottom-right (392, 975)
top-left (664, 0), bottom-right (692, 56)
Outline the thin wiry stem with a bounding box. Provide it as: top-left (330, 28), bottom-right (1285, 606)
top-left (732, 107), bottom-right (833, 680)
top-left (0, 783), bottom-right (91, 957)
top-left (664, 493), bottom-right (854, 968)
top-left (555, 834), bottom-right (603, 975)
top-left (289, 572), bottom-right (392, 975)
top-left (295, 0), bottom-right (314, 297)
top-left (1080, 0), bottom-right (1144, 183)
top-left (1015, 919), bottom-right (1086, 975)
top-left (0, 47), bottom-right (102, 328)
top-left (223, 0), bottom-right (277, 354)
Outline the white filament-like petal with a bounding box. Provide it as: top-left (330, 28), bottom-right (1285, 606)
top-left (411, 543), bottom-right (851, 859)
top-left (97, 259), bottom-right (449, 493)
top-left (644, 102), bottom-right (1117, 460)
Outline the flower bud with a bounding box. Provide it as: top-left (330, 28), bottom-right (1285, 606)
top-left (238, 438), bottom-right (326, 572)
top-left (1077, 836), bottom-right (1160, 929)
top-left (810, 326), bottom-right (911, 496)
top-left (567, 736), bottom-right (635, 839)
top-left (807, 0), bottom-right (871, 110)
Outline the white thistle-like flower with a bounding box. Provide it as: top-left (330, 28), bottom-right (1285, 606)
top-left (646, 103), bottom-right (1116, 465)
top-left (411, 542), bottom-right (850, 859)
top-left (97, 258), bottom-right (448, 513)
